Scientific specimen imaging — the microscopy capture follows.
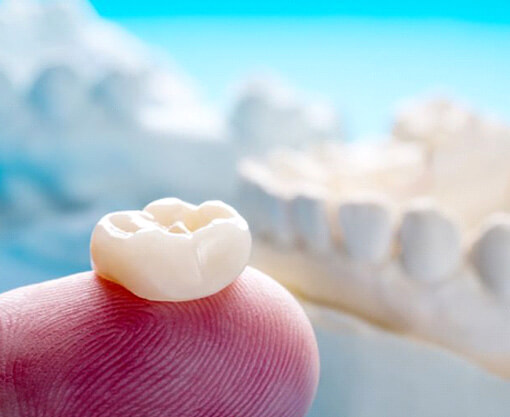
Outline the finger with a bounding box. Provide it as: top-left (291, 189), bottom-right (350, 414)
top-left (0, 267), bottom-right (319, 417)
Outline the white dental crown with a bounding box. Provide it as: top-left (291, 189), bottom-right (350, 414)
top-left (90, 198), bottom-right (252, 302)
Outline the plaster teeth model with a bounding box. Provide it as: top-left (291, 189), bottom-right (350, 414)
top-left (238, 95), bottom-right (510, 395)
top-left (338, 196), bottom-right (394, 263)
top-left (472, 213), bottom-right (510, 300)
top-left (291, 193), bottom-right (331, 253)
top-left (399, 202), bottom-right (461, 282)
top-left (90, 198), bottom-right (252, 302)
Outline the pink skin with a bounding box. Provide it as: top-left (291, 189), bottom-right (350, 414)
top-left (0, 267), bottom-right (319, 417)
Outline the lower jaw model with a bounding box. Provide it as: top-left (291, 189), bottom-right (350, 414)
top-left (251, 242), bottom-right (510, 417)
top-left (238, 99), bottom-right (510, 416)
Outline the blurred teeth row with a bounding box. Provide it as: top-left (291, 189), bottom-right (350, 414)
top-left (241, 174), bottom-right (510, 300)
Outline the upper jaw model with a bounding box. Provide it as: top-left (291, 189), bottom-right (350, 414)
top-left (238, 96), bottom-right (510, 379)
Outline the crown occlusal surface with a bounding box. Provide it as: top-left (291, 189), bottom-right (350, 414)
top-left (90, 198), bottom-right (252, 301)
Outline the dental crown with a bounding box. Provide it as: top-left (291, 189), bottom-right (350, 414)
top-left (90, 198), bottom-right (252, 301)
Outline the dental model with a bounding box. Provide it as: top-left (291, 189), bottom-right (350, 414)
top-left (238, 96), bottom-right (510, 386)
top-left (91, 198), bottom-right (252, 301)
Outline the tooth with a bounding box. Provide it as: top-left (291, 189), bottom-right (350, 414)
top-left (93, 71), bottom-right (142, 118)
top-left (291, 192), bottom-right (331, 253)
top-left (338, 196), bottom-right (394, 262)
top-left (238, 162), bottom-right (285, 242)
top-left (238, 176), bottom-right (269, 237)
top-left (264, 189), bottom-right (295, 247)
top-left (90, 198), bottom-right (252, 301)
top-left (399, 203), bottom-right (461, 282)
top-left (471, 214), bottom-right (510, 299)
top-left (29, 65), bottom-right (85, 122)
top-left (239, 164), bottom-right (296, 246)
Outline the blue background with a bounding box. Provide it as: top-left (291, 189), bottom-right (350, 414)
top-left (82, 1), bottom-right (510, 137)
top-left (116, 17), bottom-right (510, 137)
top-left (90, 0), bottom-right (510, 23)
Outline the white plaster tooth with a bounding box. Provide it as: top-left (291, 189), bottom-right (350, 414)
top-left (471, 213), bottom-right (510, 300)
top-left (238, 175), bottom-right (265, 234)
top-left (291, 192), bottom-right (331, 253)
top-left (338, 196), bottom-right (394, 263)
top-left (90, 198), bottom-right (252, 302)
top-left (28, 65), bottom-right (87, 123)
top-left (399, 203), bottom-right (461, 282)
top-left (264, 188), bottom-right (295, 247)
top-left (239, 158), bottom-right (296, 247)
top-left (92, 71), bottom-right (143, 119)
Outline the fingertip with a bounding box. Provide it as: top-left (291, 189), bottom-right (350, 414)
top-left (0, 268), bottom-right (318, 417)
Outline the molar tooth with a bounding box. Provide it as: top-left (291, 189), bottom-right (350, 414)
top-left (90, 198), bottom-right (252, 302)
top-left (291, 192), bottom-right (331, 253)
top-left (92, 71), bottom-right (143, 119)
top-left (29, 65), bottom-right (86, 122)
top-left (338, 196), bottom-right (394, 262)
top-left (471, 214), bottom-right (510, 299)
top-left (399, 203), bottom-right (461, 282)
